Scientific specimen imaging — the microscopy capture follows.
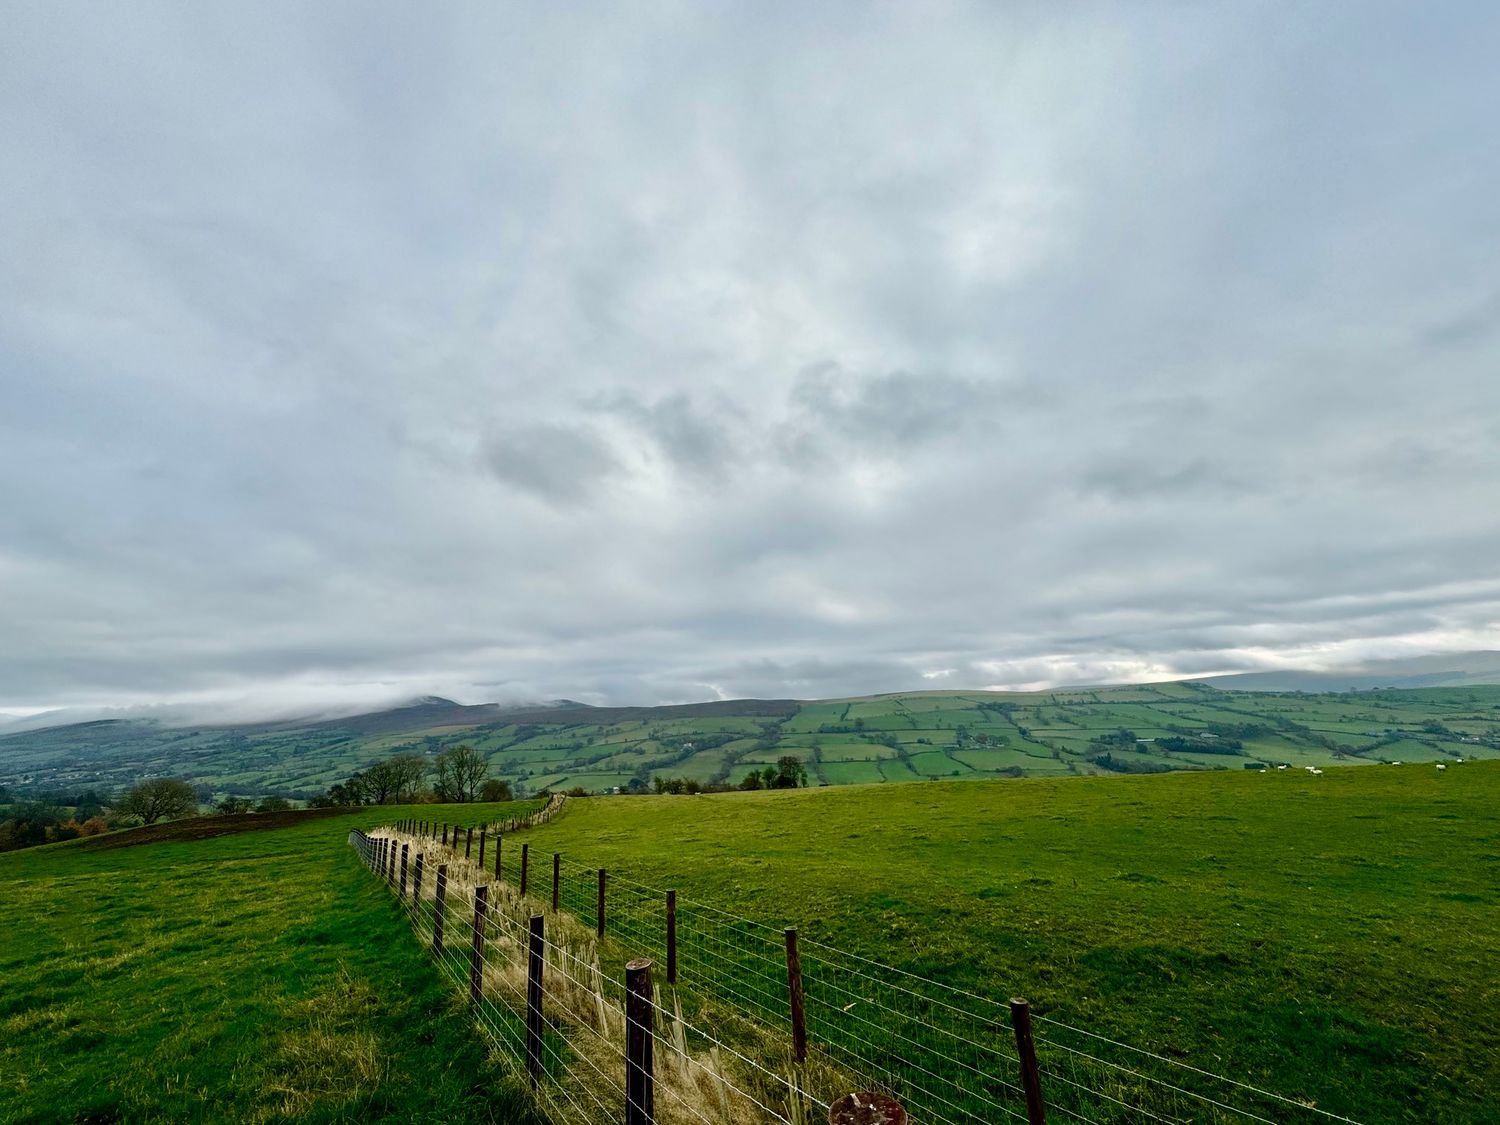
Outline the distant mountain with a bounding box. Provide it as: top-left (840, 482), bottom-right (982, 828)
top-left (1196, 651), bottom-right (1500, 692)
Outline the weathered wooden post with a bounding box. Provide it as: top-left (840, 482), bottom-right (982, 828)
top-left (413, 852), bottom-right (424, 904)
top-left (666, 890), bottom-right (677, 984)
top-left (597, 868), bottom-right (608, 938)
top-left (520, 843), bottom-right (530, 897)
top-left (494, 835), bottom-right (502, 880)
top-left (526, 914), bottom-right (544, 1086)
top-left (625, 958), bottom-right (655, 1125)
top-left (387, 841), bottom-right (397, 887)
top-left (433, 863), bottom-right (448, 957)
top-left (785, 928), bottom-right (807, 1063)
top-left (478, 828), bottom-right (486, 869)
top-left (470, 886), bottom-right (488, 1006)
top-left (442, 823), bottom-right (449, 846)
top-left (400, 843), bottom-right (409, 898)
top-left (1010, 998), bottom-right (1047, 1125)
top-left (465, 827), bottom-right (473, 860)
top-left (552, 853), bottom-right (561, 913)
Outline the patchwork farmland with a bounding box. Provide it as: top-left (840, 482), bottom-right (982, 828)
top-left (4, 682), bottom-right (1499, 803)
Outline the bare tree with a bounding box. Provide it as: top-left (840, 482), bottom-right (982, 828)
top-left (119, 778), bottom-right (198, 825)
top-left (433, 744), bottom-right (489, 803)
top-left (363, 754), bottom-right (427, 804)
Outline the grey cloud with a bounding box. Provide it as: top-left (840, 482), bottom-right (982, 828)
top-left (588, 390), bottom-right (739, 481)
top-left (0, 3), bottom-right (1497, 715)
top-left (787, 365), bottom-right (1005, 452)
top-left (483, 424), bottom-right (619, 503)
top-left (1077, 458), bottom-right (1257, 503)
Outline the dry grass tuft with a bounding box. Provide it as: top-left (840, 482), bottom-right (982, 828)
top-left (252, 966), bottom-right (385, 1123)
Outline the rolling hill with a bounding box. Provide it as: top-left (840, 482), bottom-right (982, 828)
top-left (3, 678), bottom-right (1499, 804)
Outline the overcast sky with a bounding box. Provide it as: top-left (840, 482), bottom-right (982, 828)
top-left (2, 3), bottom-right (1498, 718)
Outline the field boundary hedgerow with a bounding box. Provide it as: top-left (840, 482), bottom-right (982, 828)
top-left (354, 814), bottom-right (1371, 1125)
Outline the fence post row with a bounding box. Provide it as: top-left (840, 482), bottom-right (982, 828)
top-left (470, 885), bottom-right (488, 1006)
top-left (785, 927), bottom-right (807, 1064)
top-left (625, 958), bottom-right (655, 1125)
top-left (400, 843), bottom-right (409, 898)
top-left (552, 853), bottom-right (561, 913)
top-left (666, 890), bottom-right (677, 984)
top-left (433, 864), bottom-right (448, 957)
top-left (526, 914), bottom-right (544, 1086)
top-left (1010, 998), bottom-right (1047, 1125)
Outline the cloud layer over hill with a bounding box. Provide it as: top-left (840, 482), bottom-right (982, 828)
top-left (2, 4), bottom-right (1498, 713)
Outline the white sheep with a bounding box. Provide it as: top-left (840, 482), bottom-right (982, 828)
top-left (1436, 763), bottom-right (1447, 771)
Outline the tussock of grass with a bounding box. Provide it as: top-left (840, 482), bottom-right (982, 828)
top-left (255, 968), bottom-right (385, 1122)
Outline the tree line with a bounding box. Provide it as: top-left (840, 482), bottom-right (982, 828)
top-left (309, 745), bottom-right (513, 806)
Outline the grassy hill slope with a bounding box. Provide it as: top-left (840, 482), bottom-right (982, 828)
top-left (0, 802), bottom-right (544, 1125)
top-left (498, 763), bottom-right (1500, 1124)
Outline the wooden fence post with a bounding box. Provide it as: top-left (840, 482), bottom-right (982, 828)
top-left (597, 869), bottom-right (607, 938)
top-left (1010, 998), bottom-right (1047, 1125)
top-left (625, 958), bottom-right (655, 1125)
top-left (442, 823), bottom-right (448, 846)
top-left (400, 844), bottom-right (409, 898)
top-left (526, 914), bottom-right (544, 1086)
top-left (465, 827), bottom-right (473, 859)
top-left (552, 853), bottom-right (561, 913)
top-left (387, 842), bottom-right (397, 887)
top-left (479, 828), bottom-right (486, 869)
top-left (433, 864), bottom-right (448, 957)
top-left (520, 843), bottom-right (529, 897)
top-left (785, 928), bottom-right (807, 1063)
top-left (470, 886), bottom-right (488, 1006)
top-left (666, 890), bottom-right (677, 984)
top-left (413, 853), bottom-right (424, 904)
top-left (494, 835), bottom-right (502, 880)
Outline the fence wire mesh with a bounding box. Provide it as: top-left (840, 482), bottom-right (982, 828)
top-left (352, 824), bottom-right (1366, 1125)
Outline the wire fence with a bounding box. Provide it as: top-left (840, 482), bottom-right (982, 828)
top-left (352, 822), bottom-right (1367, 1125)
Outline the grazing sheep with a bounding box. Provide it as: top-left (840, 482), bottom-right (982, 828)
top-left (1436, 763), bottom-right (1447, 771)
top-left (1310, 767), bottom-right (1324, 775)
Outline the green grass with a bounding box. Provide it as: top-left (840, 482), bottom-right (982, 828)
top-left (0, 802), bottom-right (545, 1125)
top-left (505, 765), bottom-right (1500, 1124)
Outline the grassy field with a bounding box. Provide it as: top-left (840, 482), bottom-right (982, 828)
top-left (0, 801), bottom-right (544, 1125)
top-left (6, 683), bottom-right (1500, 805)
top-left (493, 763), bottom-right (1500, 1125)
top-left (4, 768), bottom-right (1496, 1123)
